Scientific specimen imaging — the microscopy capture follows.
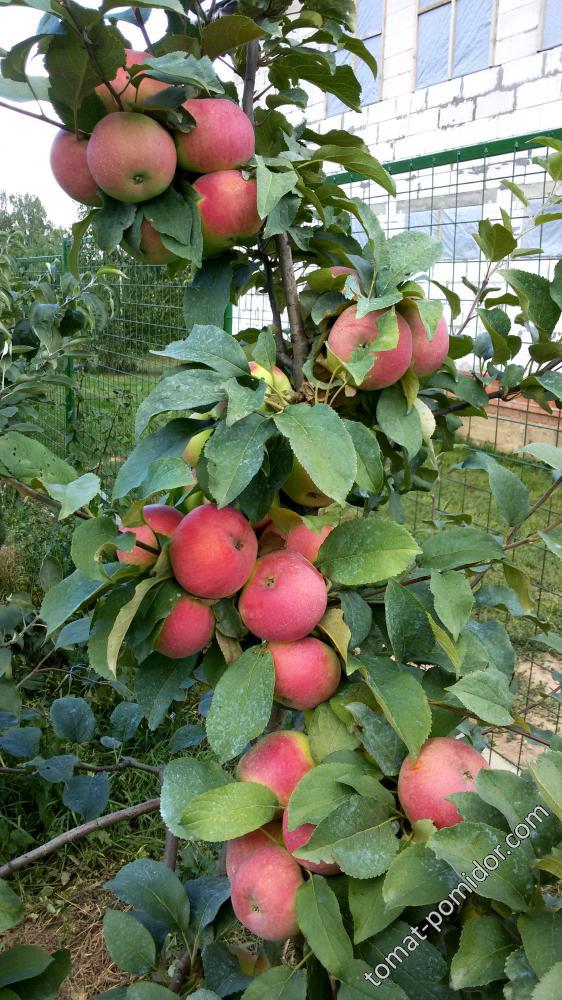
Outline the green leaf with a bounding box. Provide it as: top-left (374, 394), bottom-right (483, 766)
top-left (135, 653), bottom-right (196, 731)
top-left (71, 517), bottom-right (120, 581)
top-left (360, 656), bottom-right (431, 759)
top-left (50, 696), bottom-right (96, 743)
top-left (383, 843), bottom-right (459, 908)
top-left (0, 881), bottom-right (23, 933)
top-left (450, 914), bottom-right (515, 989)
top-left (103, 909), bottom-right (156, 976)
top-left (518, 910), bottom-right (562, 978)
top-left (287, 761), bottom-right (357, 828)
top-left (501, 179), bottom-right (528, 206)
top-left (536, 370), bottom-right (562, 402)
top-left (206, 646), bottom-right (274, 763)
top-left (463, 619), bottom-right (515, 676)
top-left (295, 794), bottom-right (398, 878)
top-left (45, 17), bottom-right (123, 119)
top-left (105, 860), bottom-right (190, 933)
top-left (93, 198), bottom-right (137, 254)
top-left (461, 451), bottom-right (529, 527)
top-left (201, 14), bottom-right (265, 58)
top-left (348, 876), bottom-right (403, 945)
top-left (141, 52), bottom-right (223, 93)
top-left (62, 773), bottom-right (109, 821)
top-left (263, 193), bottom-right (301, 238)
top-left (528, 750), bottom-right (562, 823)
top-left (429, 570), bottom-right (474, 641)
top-left (153, 323), bottom-right (248, 378)
top-left (376, 231), bottom-right (443, 294)
top-left (360, 919), bottom-right (447, 997)
top-left (311, 145), bottom-right (394, 195)
top-left (183, 259), bottom-right (233, 335)
top-left (181, 781), bottom-right (278, 840)
top-left (343, 420), bottom-right (383, 493)
top-left (429, 821), bottom-right (535, 911)
top-left (340, 592), bottom-right (372, 648)
top-left (307, 703), bottom-right (360, 762)
top-left (532, 962), bottom-right (562, 1000)
top-left (296, 876), bottom-right (353, 975)
top-left (271, 48), bottom-right (361, 113)
top-left (475, 769), bottom-right (558, 854)
top-left (415, 299), bottom-right (443, 341)
top-left (377, 385), bottom-right (423, 457)
top-left (0, 946), bottom-right (52, 988)
top-left (446, 668), bottom-right (513, 725)
top-left (11, 947), bottom-right (70, 1000)
top-left (500, 269), bottom-right (561, 338)
top-left (0, 431), bottom-right (76, 486)
top-left (241, 966), bottom-right (306, 1000)
top-left (140, 456), bottom-right (193, 496)
top-left (135, 371), bottom-right (226, 436)
top-left (474, 219), bottom-right (517, 261)
top-left (46, 472), bottom-right (100, 520)
top-left (125, 985), bottom-right (178, 1000)
top-left (160, 757), bottom-right (231, 839)
top-left (274, 403), bottom-right (356, 506)
top-left (107, 578), bottom-right (161, 676)
top-left (113, 419), bottom-right (194, 500)
top-left (317, 516), bottom-right (420, 586)
top-left (384, 579), bottom-right (434, 662)
top-left (205, 414), bottom-right (274, 506)
top-left (256, 158), bottom-right (298, 218)
top-left (337, 959), bottom-right (407, 998)
top-left (518, 442), bottom-right (562, 473)
top-left (346, 703), bottom-right (406, 777)
top-left (420, 526), bottom-right (503, 570)
top-left (143, 186), bottom-right (202, 267)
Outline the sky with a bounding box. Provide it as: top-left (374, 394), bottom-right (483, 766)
top-left (0, 6), bottom-right (165, 229)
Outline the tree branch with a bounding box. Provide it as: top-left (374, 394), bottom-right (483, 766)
top-left (134, 9), bottom-right (156, 55)
top-left (163, 828), bottom-right (179, 870)
top-left (258, 246), bottom-right (292, 370)
top-left (242, 39), bottom-right (259, 121)
top-left (433, 360), bottom-right (561, 418)
top-left (0, 798), bottom-right (160, 878)
top-left (0, 100), bottom-right (74, 133)
top-left (275, 233), bottom-right (308, 388)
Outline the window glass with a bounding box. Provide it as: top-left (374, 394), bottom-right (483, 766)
top-left (327, 48), bottom-right (352, 118)
top-left (416, 4), bottom-right (451, 88)
top-left (453, 0), bottom-right (493, 76)
top-left (356, 34), bottom-right (381, 105)
top-left (356, 0), bottom-right (383, 37)
top-left (419, 0), bottom-right (439, 9)
top-left (543, 0), bottom-right (562, 49)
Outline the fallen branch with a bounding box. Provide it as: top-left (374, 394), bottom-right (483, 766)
top-left (0, 798), bottom-right (160, 878)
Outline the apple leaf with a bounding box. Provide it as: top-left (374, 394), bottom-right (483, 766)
top-left (205, 646), bottom-right (274, 763)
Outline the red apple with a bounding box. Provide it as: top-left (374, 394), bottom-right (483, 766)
top-left (50, 131), bottom-right (101, 207)
top-left (169, 504), bottom-right (257, 599)
top-left (398, 737), bottom-right (489, 829)
top-left (87, 112), bottom-right (176, 203)
top-left (267, 637), bottom-right (341, 710)
top-left (143, 504), bottom-right (183, 536)
top-left (400, 301), bottom-right (450, 377)
top-left (95, 49), bottom-right (169, 112)
top-left (117, 523), bottom-right (158, 565)
top-left (230, 845), bottom-right (303, 941)
top-left (175, 98), bottom-right (255, 173)
top-left (327, 304), bottom-right (413, 390)
top-left (226, 821), bottom-right (283, 879)
top-left (286, 522), bottom-right (333, 563)
top-left (282, 808), bottom-right (340, 875)
top-left (237, 731), bottom-right (314, 807)
top-left (192, 170), bottom-right (261, 257)
top-left (122, 219), bottom-right (178, 265)
top-left (154, 592), bottom-right (214, 658)
top-left (238, 550), bottom-right (328, 641)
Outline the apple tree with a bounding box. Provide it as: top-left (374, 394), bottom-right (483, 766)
top-left (0, 2), bottom-right (562, 998)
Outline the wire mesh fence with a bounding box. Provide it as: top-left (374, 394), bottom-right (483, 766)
top-left (18, 127), bottom-right (562, 770)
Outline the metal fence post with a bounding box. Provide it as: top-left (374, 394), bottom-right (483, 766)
top-left (61, 236), bottom-right (75, 453)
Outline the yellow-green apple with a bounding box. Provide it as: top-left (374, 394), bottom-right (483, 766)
top-left (122, 219), bottom-right (178, 265)
top-left (169, 504), bottom-right (257, 598)
top-left (267, 637), bottom-right (341, 710)
top-left (282, 459), bottom-right (333, 508)
top-left (282, 809), bottom-right (340, 875)
top-left (229, 946), bottom-right (270, 975)
top-left (238, 550), bottom-right (327, 641)
top-left (398, 737), bottom-right (489, 829)
top-left (117, 523), bottom-right (158, 565)
top-left (95, 49), bottom-right (169, 111)
top-left (286, 521), bottom-right (333, 563)
top-left (142, 503), bottom-right (183, 536)
top-left (271, 366), bottom-right (292, 395)
top-left (181, 490), bottom-right (207, 513)
top-left (327, 304), bottom-right (413, 390)
top-left (50, 131), bottom-right (101, 207)
top-left (230, 844), bottom-right (303, 940)
top-left (153, 592), bottom-right (214, 658)
top-left (192, 170), bottom-right (261, 256)
top-left (400, 301), bottom-right (450, 377)
top-left (237, 731), bottom-right (314, 807)
top-left (183, 427), bottom-right (213, 467)
top-left (226, 821), bottom-right (283, 879)
top-left (86, 112), bottom-right (176, 203)
top-left (175, 98), bottom-right (254, 173)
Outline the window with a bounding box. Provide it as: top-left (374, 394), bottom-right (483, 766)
top-left (327, 0), bottom-right (383, 117)
top-left (543, 0), bottom-right (562, 50)
top-left (416, 0), bottom-right (494, 89)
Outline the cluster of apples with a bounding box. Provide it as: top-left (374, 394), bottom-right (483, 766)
top-left (49, 50), bottom-right (261, 262)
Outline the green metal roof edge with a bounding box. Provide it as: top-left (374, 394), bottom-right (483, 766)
top-left (330, 127), bottom-right (562, 185)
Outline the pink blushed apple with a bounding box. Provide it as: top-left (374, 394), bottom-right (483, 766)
top-left (87, 113), bottom-right (176, 203)
top-left (154, 592), bottom-right (214, 658)
top-left (238, 550), bottom-right (328, 641)
top-left (169, 504), bottom-right (257, 599)
top-left (237, 731), bottom-right (314, 808)
top-left (95, 49), bottom-right (169, 111)
top-left (117, 523), bottom-right (158, 565)
top-left (282, 809), bottom-right (340, 875)
top-left (397, 736), bottom-right (489, 829)
top-left (267, 637), bottom-right (341, 710)
top-left (50, 131), bottom-right (101, 207)
top-left (327, 304), bottom-right (413, 390)
top-left (400, 301), bottom-right (450, 377)
top-left (226, 821), bottom-right (283, 879)
top-left (286, 522), bottom-right (333, 563)
top-left (230, 844), bottom-right (303, 940)
top-left (143, 503), bottom-right (183, 536)
top-left (175, 98), bottom-right (255, 173)
top-left (192, 170), bottom-right (261, 256)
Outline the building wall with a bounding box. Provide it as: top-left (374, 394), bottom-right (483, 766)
top-left (303, 0), bottom-right (562, 158)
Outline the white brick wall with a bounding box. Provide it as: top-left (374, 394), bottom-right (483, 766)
top-left (306, 0), bottom-right (562, 166)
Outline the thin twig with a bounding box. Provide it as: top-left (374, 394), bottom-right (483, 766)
top-left (0, 100), bottom-right (74, 133)
top-left (0, 758), bottom-right (161, 778)
top-left (505, 474), bottom-right (562, 546)
top-left (134, 9), bottom-right (156, 55)
top-left (0, 798), bottom-right (160, 878)
top-left (275, 233), bottom-right (308, 388)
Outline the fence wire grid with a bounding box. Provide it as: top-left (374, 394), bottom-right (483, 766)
top-left (21, 128), bottom-right (562, 771)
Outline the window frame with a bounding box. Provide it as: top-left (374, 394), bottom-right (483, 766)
top-left (414, 0), bottom-right (498, 91)
top-left (325, 0), bottom-right (386, 118)
top-left (540, 0), bottom-right (562, 51)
